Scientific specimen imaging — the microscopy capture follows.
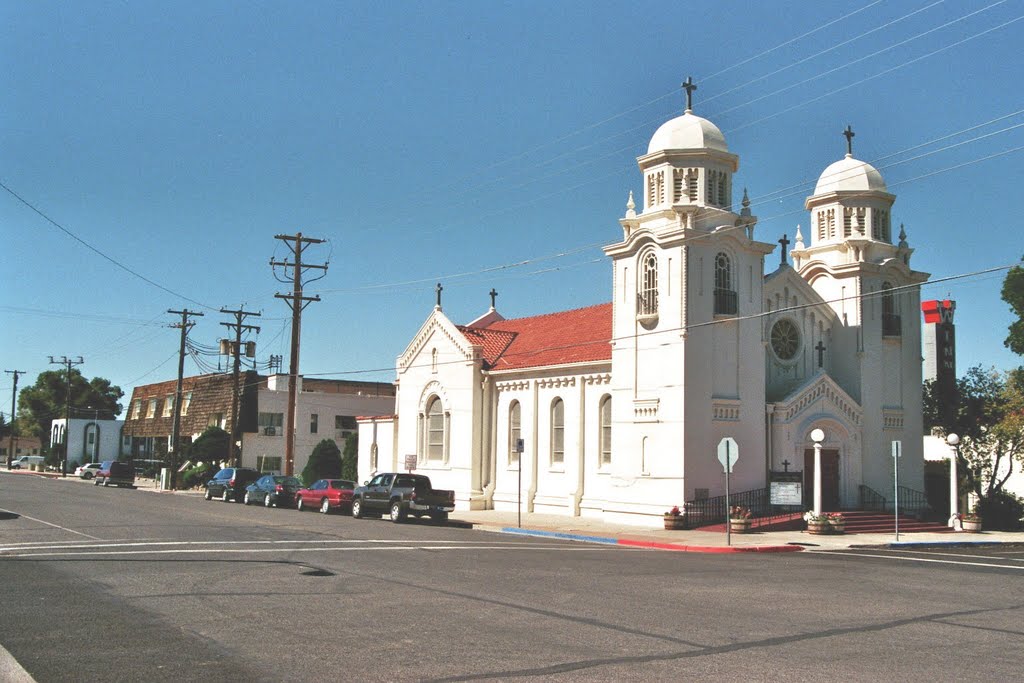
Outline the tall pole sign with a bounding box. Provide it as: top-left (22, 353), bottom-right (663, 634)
top-left (717, 437), bottom-right (738, 546)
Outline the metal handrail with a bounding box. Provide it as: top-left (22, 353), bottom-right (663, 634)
top-left (895, 485), bottom-right (931, 518)
top-left (683, 486), bottom-right (801, 529)
top-left (858, 484), bottom-right (887, 511)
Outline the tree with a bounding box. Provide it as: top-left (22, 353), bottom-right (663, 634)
top-left (1002, 255), bottom-right (1024, 355)
top-left (924, 366), bottom-right (1024, 519)
top-left (342, 433), bottom-right (358, 482)
top-left (17, 370), bottom-right (123, 446)
top-left (188, 426), bottom-right (230, 465)
top-left (302, 439), bottom-right (342, 484)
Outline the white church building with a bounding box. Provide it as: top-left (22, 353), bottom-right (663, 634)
top-left (358, 85), bottom-right (928, 526)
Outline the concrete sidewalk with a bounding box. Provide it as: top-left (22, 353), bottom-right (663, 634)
top-left (449, 509), bottom-right (1024, 553)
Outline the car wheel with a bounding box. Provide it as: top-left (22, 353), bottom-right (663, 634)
top-left (390, 501), bottom-right (406, 523)
top-left (297, 497), bottom-right (305, 512)
top-left (264, 493), bottom-right (273, 508)
top-left (222, 488), bottom-right (231, 503)
top-left (93, 478), bottom-right (100, 486)
top-left (84, 472), bottom-right (94, 480)
top-left (320, 498), bottom-right (331, 515)
top-left (103, 479), bottom-right (110, 487)
top-left (243, 491), bottom-right (251, 505)
top-left (351, 498), bottom-right (363, 519)
top-left (204, 488), bottom-right (212, 501)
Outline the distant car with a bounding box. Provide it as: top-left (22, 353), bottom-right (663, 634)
top-left (295, 479), bottom-right (356, 514)
top-left (75, 463), bottom-right (103, 479)
top-left (93, 460), bottom-right (135, 488)
top-left (10, 455), bottom-right (45, 470)
top-left (204, 467), bottom-right (260, 503)
top-left (243, 475), bottom-right (302, 508)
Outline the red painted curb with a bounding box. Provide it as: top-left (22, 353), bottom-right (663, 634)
top-left (617, 538), bottom-right (803, 553)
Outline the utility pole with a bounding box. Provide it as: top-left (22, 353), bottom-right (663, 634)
top-left (5, 369), bottom-right (25, 469)
top-left (168, 309), bottom-right (204, 490)
top-left (48, 356), bottom-right (83, 478)
top-left (220, 307), bottom-right (260, 469)
top-left (270, 232), bottom-right (327, 476)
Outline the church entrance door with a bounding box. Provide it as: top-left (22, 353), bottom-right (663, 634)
top-left (803, 449), bottom-right (840, 510)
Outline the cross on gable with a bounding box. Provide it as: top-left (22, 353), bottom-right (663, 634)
top-left (489, 288), bottom-right (498, 308)
top-left (681, 76), bottom-right (697, 111)
top-left (815, 340), bottom-right (826, 368)
top-left (782, 459), bottom-right (791, 473)
top-left (843, 125), bottom-right (855, 155)
top-left (435, 282), bottom-right (443, 308)
top-left (779, 234), bottom-right (790, 266)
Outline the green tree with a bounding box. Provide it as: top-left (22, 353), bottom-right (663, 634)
top-left (17, 370), bottom-right (123, 444)
top-left (1002, 256), bottom-right (1024, 355)
top-left (188, 426), bottom-right (230, 465)
top-left (924, 366), bottom-right (1024, 526)
top-left (341, 433), bottom-right (358, 482)
top-left (302, 439), bottom-right (342, 484)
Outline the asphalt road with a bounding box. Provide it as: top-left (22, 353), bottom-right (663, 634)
top-left (1, 472), bottom-right (1022, 682)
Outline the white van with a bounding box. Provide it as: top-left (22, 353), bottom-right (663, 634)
top-left (10, 455), bottom-right (46, 470)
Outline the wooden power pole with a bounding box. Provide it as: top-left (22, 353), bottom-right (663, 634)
top-left (270, 232), bottom-right (327, 476)
top-left (5, 369), bottom-right (25, 469)
top-left (168, 309), bottom-right (203, 490)
top-left (48, 355), bottom-right (83, 478)
top-left (220, 307), bottom-right (260, 468)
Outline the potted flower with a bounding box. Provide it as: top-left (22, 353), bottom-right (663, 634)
top-left (663, 506), bottom-right (685, 530)
top-left (958, 511), bottom-right (982, 533)
top-left (729, 505), bottom-right (753, 533)
top-left (804, 511), bottom-right (845, 534)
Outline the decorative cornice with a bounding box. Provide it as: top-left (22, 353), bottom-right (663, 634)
top-left (774, 373), bottom-right (862, 426)
top-left (537, 377), bottom-right (577, 389)
top-left (882, 409), bottom-right (904, 431)
top-left (634, 398), bottom-right (660, 422)
top-left (712, 400), bottom-right (741, 422)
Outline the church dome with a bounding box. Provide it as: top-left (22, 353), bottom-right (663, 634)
top-left (813, 155), bottom-right (887, 195)
top-left (647, 112), bottom-right (728, 154)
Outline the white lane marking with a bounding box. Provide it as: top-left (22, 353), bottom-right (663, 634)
top-left (0, 642), bottom-right (36, 682)
top-left (814, 549), bottom-right (1024, 571)
top-left (0, 508), bottom-right (102, 540)
top-left (0, 538), bottom-right (561, 552)
top-left (3, 544), bottom-right (627, 558)
top-left (864, 548), bottom-right (1024, 563)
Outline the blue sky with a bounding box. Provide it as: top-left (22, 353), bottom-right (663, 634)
top-left (2, 0), bottom-right (1022, 415)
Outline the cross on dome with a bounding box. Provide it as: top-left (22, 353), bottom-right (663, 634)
top-left (681, 76), bottom-right (697, 112)
top-left (843, 125), bottom-right (855, 156)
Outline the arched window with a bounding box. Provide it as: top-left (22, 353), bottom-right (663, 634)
top-left (426, 396), bottom-right (445, 461)
top-left (551, 398), bottom-right (564, 465)
top-left (638, 251), bottom-right (658, 316)
top-left (881, 282), bottom-right (901, 337)
top-left (509, 401), bottom-right (521, 465)
top-left (714, 252), bottom-right (737, 315)
top-left (599, 395), bottom-right (612, 466)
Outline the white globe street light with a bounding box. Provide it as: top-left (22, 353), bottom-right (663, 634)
top-left (946, 433), bottom-right (960, 527)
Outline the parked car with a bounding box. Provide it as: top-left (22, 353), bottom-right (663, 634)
top-left (244, 475), bottom-right (303, 508)
top-left (10, 455), bottom-right (45, 470)
top-left (204, 467), bottom-right (260, 503)
top-left (93, 460), bottom-right (135, 488)
top-left (295, 479), bottom-right (356, 514)
top-left (74, 462), bottom-right (103, 479)
top-left (351, 473), bottom-right (455, 523)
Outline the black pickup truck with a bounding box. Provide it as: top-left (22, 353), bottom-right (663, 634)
top-left (351, 473), bottom-right (455, 523)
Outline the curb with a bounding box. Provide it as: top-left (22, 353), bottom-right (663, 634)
top-left (497, 527), bottom-right (802, 553)
top-left (853, 540), bottom-right (1019, 549)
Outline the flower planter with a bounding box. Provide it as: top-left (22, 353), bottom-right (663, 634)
top-left (729, 519), bottom-right (752, 534)
top-left (960, 519), bottom-right (982, 533)
top-left (807, 521), bottom-right (845, 535)
top-left (663, 515), bottom-right (685, 530)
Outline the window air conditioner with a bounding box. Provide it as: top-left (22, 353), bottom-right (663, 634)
top-left (264, 427), bottom-right (276, 436)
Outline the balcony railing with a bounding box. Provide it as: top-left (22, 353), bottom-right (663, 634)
top-left (714, 288), bottom-right (737, 315)
top-left (882, 313), bottom-right (902, 337)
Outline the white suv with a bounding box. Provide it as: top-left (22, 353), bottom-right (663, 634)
top-left (74, 463), bottom-right (104, 479)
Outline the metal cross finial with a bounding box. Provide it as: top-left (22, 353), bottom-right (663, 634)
top-left (815, 340), bottom-right (826, 368)
top-left (779, 234), bottom-right (790, 266)
top-left (782, 459), bottom-right (791, 473)
top-left (435, 283), bottom-right (443, 308)
top-left (843, 125), bottom-right (855, 155)
top-left (681, 76), bottom-right (697, 111)
top-left (489, 288), bottom-right (498, 309)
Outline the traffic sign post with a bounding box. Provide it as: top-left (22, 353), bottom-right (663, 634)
top-left (717, 438), bottom-right (739, 546)
top-left (516, 439), bottom-right (525, 528)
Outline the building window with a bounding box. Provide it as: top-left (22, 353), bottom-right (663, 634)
top-left (146, 399), bottom-right (158, 419)
top-left (426, 396), bottom-right (444, 461)
top-left (638, 251), bottom-right (658, 317)
top-left (181, 391), bottom-right (192, 416)
top-left (431, 348), bottom-right (438, 373)
top-left (881, 282), bottom-right (901, 337)
top-left (255, 455), bottom-right (282, 473)
top-left (599, 395), bottom-right (612, 466)
top-left (770, 319), bottom-right (801, 360)
top-left (335, 415), bottom-right (357, 441)
top-left (131, 400), bottom-right (142, 419)
top-left (258, 412), bottom-right (283, 435)
top-left (162, 395), bottom-right (174, 418)
top-left (714, 252), bottom-right (737, 315)
top-left (209, 413), bottom-right (224, 429)
top-left (310, 413), bottom-right (318, 434)
top-left (509, 401), bottom-right (521, 465)
top-left (551, 398), bottom-right (564, 465)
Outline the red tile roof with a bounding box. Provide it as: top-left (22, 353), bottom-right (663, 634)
top-left (458, 302), bottom-right (612, 371)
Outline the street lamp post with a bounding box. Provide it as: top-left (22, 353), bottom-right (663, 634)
top-left (946, 433), bottom-right (960, 527)
top-left (811, 428), bottom-right (825, 515)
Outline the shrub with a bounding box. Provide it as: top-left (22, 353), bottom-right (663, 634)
top-left (302, 439), bottom-right (342, 484)
top-left (341, 433), bottom-right (358, 482)
top-left (180, 462), bottom-right (216, 490)
top-left (976, 491), bottom-right (1024, 530)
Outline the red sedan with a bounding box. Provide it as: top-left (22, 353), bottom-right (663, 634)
top-left (295, 479), bottom-right (356, 514)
